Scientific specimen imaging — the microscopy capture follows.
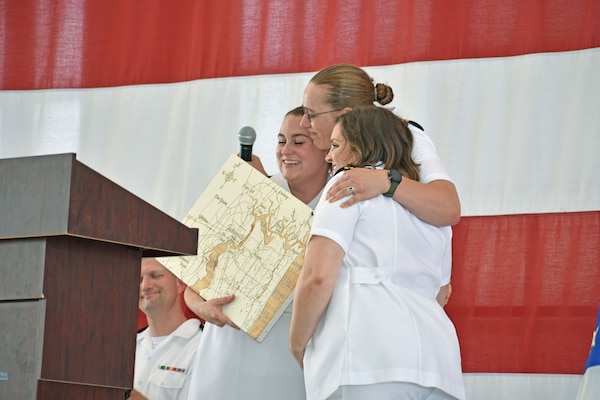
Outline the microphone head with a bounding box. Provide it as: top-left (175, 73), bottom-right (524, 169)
top-left (238, 126), bottom-right (257, 145)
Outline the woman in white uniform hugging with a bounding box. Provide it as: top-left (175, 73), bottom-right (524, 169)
top-left (289, 106), bottom-right (465, 400)
top-left (184, 106), bottom-right (329, 400)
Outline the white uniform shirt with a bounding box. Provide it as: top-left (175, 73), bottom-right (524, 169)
top-left (410, 125), bottom-right (452, 184)
top-left (410, 125), bottom-right (454, 285)
top-left (303, 170), bottom-right (465, 400)
top-left (134, 318), bottom-right (202, 400)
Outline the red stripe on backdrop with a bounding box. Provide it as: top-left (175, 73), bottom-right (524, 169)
top-left (447, 211), bottom-right (600, 374)
top-left (1, 0), bottom-right (599, 89)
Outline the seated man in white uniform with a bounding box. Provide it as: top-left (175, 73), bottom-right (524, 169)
top-left (130, 258), bottom-right (202, 400)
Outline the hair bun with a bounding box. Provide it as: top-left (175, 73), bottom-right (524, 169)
top-left (374, 83), bottom-right (394, 105)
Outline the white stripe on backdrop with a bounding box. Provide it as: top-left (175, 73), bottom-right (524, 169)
top-left (1, 48), bottom-right (598, 221)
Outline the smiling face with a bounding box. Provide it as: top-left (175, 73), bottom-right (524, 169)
top-left (139, 258), bottom-right (184, 316)
top-left (300, 82), bottom-right (343, 151)
top-left (325, 122), bottom-right (358, 172)
top-left (277, 113), bottom-right (329, 186)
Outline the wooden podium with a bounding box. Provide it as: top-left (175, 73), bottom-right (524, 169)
top-left (0, 153), bottom-right (198, 399)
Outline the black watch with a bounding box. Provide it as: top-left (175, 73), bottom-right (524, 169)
top-left (383, 168), bottom-right (402, 197)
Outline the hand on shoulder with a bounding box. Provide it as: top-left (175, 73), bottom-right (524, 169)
top-left (326, 168), bottom-right (388, 207)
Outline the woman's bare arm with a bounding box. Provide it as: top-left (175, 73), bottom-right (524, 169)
top-left (289, 236), bottom-right (344, 367)
top-left (326, 168), bottom-right (460, 226)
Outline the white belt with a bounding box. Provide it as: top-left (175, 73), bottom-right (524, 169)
top-left (349, 267), bottom-right (382, 284)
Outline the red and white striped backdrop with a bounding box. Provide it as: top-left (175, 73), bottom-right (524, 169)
top-left (2, 1), bottom-right (599, 398)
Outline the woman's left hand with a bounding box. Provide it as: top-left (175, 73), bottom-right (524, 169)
top-left (326, 168), bottom-right (388, 207)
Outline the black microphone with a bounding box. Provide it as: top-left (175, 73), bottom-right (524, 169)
top-left (238, 126), bottom-right (257, 161)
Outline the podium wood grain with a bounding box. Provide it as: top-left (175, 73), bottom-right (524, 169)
top-left (0, 153), bottom-right (198, 399)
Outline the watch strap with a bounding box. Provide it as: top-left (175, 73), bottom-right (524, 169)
top-left (384, 168), bottom-right (402, 197)
top-left (383, 181), bottom-right (399, 197)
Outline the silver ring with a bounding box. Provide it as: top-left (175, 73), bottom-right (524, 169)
top-left (348, 186), bottom-right (354, 193)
